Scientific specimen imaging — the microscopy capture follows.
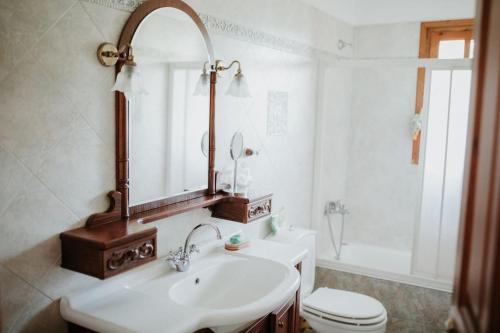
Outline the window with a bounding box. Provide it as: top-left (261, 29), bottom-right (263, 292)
top-left (411, 19), bottom-right (474, 164)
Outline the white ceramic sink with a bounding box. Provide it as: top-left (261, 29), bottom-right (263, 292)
top-left (169, 255), bottom-right (288, 309)
top-left (60, 247), bottom-right (301, 333)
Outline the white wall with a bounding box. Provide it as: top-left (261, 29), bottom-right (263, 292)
top-left (0, 0), bottom-right (352, 331)
top-left (300, 0), bottom-right (475, 26)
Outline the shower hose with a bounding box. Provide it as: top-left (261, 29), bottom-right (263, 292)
top-left (325, 204), bottom-right (347, 260)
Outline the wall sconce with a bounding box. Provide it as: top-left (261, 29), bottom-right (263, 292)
top-left (193, 60), bottom-right (251, 98)
top-left (193, 62), bottom-right (210, 96)
top-left (216, 60), bottom-right (251, 98)
top-left (97, 42), bottom-right (147, 100)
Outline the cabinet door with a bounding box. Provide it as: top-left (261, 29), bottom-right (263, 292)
top-left (271, 297), bottom-right (296, 333)
top-left (241, 315), bottom-right (270, 333)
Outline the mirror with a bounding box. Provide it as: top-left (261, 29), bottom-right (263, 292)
top-left (230, 132), bottom-right (244, 160)
top-left (230, 132), bottom-right (244, 194)
top-left (128, 7), bottom-right (212, 206)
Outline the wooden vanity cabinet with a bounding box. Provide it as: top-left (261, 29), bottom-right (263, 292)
top-left (240, 315), bottom-right (270, 333)
top-left (195, 294), bottom-right (298, 333)
top-left (270, 297), bottom-right (296, 333)
top-left (237, 295), bottom-right (297, 333)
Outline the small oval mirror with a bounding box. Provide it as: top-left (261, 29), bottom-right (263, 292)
top-left (230, 132), bottom-right (244, 161)
top-left (201, 131), bottom-right (209, 158)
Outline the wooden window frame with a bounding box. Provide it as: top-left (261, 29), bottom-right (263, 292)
top-left (411, 19), bottom-right (475, 164)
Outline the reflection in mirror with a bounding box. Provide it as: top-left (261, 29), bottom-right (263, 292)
top-left (230, 132), bottom-right (244, 160)
top-left (129, 8), bottom-right (210, 206)
top-left (230, 132), bottom-right (244, 194)
top-left (201, 131), bottom-right (209, 158)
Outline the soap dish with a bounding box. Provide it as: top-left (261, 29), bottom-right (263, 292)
top-left (225, 241), bottom-right (250, 251)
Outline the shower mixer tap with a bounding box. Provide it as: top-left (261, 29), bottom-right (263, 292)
top-left (326, 200), bottom-right (349, 215)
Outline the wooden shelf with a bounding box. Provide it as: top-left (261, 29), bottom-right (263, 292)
top-left (132, 193), bottom-right (227, 223)
top-left (61, 219), bottom-right (156, 250)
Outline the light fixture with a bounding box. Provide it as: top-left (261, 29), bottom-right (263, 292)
top-left (193, 62), bottom-right (210, 96)
top-left (97, 42), bottom-right (147, 100)
top-left (216, 60), bottom-right (252, 98)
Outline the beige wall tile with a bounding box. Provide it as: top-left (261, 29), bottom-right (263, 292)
top-left (0, 265), bottom-right (46, 332)
top-left (0, 0), bottom-right (76, 82)
top-left (36, 116), bottom-right (115, 219)
top-left (0, 173), bottom-right (77, 263)
top-left (80, 1), bottom-right (129, 43)
top-left (8, 292), bottom-right (66, 333)
top-left (33, 1), bottom-right (116, 147)
top-left (0, 55), bottom-right (79, 171)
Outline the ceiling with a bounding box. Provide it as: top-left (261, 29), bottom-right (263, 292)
top-left (300, 0), bottom-right (476, 26)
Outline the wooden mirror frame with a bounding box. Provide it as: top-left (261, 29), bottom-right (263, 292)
top-left (114, 0), bottom-right (218, 222)
top-left (60, 0), bottom-right (272, 280)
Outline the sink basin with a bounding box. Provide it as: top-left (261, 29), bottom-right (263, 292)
top-left (169, 255), bottom-right (288, 309)
top-left (60, 247), bottom-right (301, 333)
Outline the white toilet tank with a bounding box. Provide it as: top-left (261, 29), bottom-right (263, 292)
top-left (266, 227), bottom-right (316, 298)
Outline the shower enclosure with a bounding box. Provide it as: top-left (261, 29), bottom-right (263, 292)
top-left (312, 23), bottom-right (473, 292)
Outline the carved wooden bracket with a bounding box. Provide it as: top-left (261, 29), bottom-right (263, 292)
top-left (211, 194), bottom-right (273, 223)
top-left (107, 240), bottom-right (155, 271)
top-left (86, 191), bottom-right (123, 228)
top-left (248, 200), bottom-right (272, 220)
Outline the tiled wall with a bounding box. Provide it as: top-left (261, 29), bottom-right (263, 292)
top-left (0, 0), bottom-right (352, 331)
top-left (314, 23), bottom-right (422, 252)
top-left (345, 23), bottom-right (421, 250)
top-left (315, 267), bottom-right (452, 332)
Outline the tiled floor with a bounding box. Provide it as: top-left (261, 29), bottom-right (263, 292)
top-left (312, 267), bottom-right (452, 333)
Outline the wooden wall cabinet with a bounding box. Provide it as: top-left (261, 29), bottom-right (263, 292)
top-left (60, 219), bottom-right (157, 279)
top-left (211, 194), bottom-right (272, 224)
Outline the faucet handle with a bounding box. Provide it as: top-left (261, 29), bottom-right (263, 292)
top-left (189, 244), bottom-right (200, 255)
top-left (167, 247), bottom-right (182, 261)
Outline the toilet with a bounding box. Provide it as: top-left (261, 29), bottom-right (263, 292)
top-left (266, 227), bottom-right (387, 333)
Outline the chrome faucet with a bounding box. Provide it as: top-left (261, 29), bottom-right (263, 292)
top-left (166, 222), bottom-right (222, 272)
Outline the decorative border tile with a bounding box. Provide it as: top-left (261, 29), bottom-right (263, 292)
top-left (80, 0), bottom-right (340, 61)
top-left (82, 0), bottom-right (146, 11)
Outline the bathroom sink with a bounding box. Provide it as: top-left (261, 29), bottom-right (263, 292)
top-left (60, 249), bottom-right (300, 333)
top-left (169, 255), bottom-right (288, 309)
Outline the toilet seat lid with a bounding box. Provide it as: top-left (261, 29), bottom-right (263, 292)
top-left (303, 288), bottom-right (386, 320)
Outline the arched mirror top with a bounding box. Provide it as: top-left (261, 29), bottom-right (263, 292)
top-left (117, 0), bottom-right (214, 66)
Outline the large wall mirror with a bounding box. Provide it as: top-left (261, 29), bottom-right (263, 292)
top-left (114, 0), bottom-right (215, 218)
top-left (129, 8), bottom-right (211, 206)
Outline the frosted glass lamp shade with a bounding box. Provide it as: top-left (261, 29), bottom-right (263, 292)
top-left (193, 72), bottom-right (210, 96)
top-left (226, 72), bottom-right (251, 98)
top-left (112, 65), bottom-right (147, 100)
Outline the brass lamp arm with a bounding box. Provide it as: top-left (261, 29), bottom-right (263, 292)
top-left (215, 60), bottom-right (242, 74)
top-left (97, 43), bottom-right (135, 67)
